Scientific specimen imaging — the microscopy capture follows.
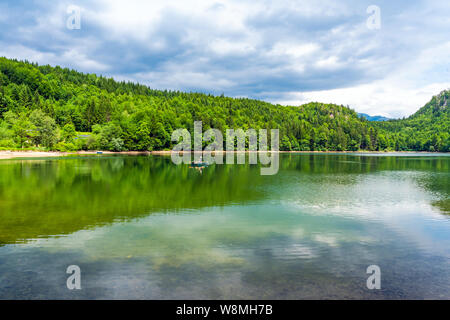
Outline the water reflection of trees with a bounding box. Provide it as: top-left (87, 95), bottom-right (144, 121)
top-left (280, 154), bottom-right (449, 215)
top-left (0, 154), bottom-right (448, 244)
top-left (0, 156), bottom-right (266, 244)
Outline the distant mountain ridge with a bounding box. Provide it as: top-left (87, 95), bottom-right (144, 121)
top-left (358, 113), bottom-right (391, 121)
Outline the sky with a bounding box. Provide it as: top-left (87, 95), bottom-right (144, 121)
top-left (0, 0), bottom-right (449, 118)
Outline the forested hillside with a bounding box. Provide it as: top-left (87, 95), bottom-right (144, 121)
top-left (373, 90), bottom-right (449, 152)
top-left (0, 57), bottom-right (448, 152)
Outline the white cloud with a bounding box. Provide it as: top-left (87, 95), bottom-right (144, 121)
top-left (277, 38), bottom-right (450, 117)
top-left (209, 39), bottom-right (256, 56)
top-left (277, 81), bottom-right (450, 118)
top-left (269, 42), bottom-right (319, 59)
top-left (0, 0), bottom-right (449, 117)
top-left (0, 44), bottom-right (109, 73)
top-left (315, 56), bottom-right (341, 70)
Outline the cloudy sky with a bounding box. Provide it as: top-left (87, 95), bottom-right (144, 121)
top-left (0, 0), bottom-right (449, 117)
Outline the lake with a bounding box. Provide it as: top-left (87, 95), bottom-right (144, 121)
top-left (0, 153), bottom-right (449, 299)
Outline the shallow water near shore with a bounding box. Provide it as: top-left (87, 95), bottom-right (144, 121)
top-left (0, 153), bottom-right (449, 299)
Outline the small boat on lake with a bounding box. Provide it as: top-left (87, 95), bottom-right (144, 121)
top-left (190, 161), bottom-right (208, 168)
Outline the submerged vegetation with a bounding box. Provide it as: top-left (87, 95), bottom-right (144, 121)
top-left (0, 57), bottom-right (448, 152)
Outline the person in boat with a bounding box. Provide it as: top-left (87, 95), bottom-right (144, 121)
top-left (190, 161), bottom-right (208, 167)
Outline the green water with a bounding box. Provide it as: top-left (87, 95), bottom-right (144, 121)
top-left (0, 153), bottom-right (449, 299)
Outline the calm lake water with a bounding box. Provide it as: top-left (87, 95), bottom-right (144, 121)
top-left (0, 153), bottom-right (449, 299)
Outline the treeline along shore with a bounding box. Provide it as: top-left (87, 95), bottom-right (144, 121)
top-left (0, 150), bottom-right (443, 160)
top-left (0, 57), bottom-right (448, 153)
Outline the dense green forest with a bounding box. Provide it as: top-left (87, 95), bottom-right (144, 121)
top-left (372, 91), bottom-right (449, 152)
top-left (0, 57), bottom-right (448, 152)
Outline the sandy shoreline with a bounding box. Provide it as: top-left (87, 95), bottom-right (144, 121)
top-left (0, 150), bottom-right (442, 160)
top-left (0, 150), bottom-right (157, 160)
